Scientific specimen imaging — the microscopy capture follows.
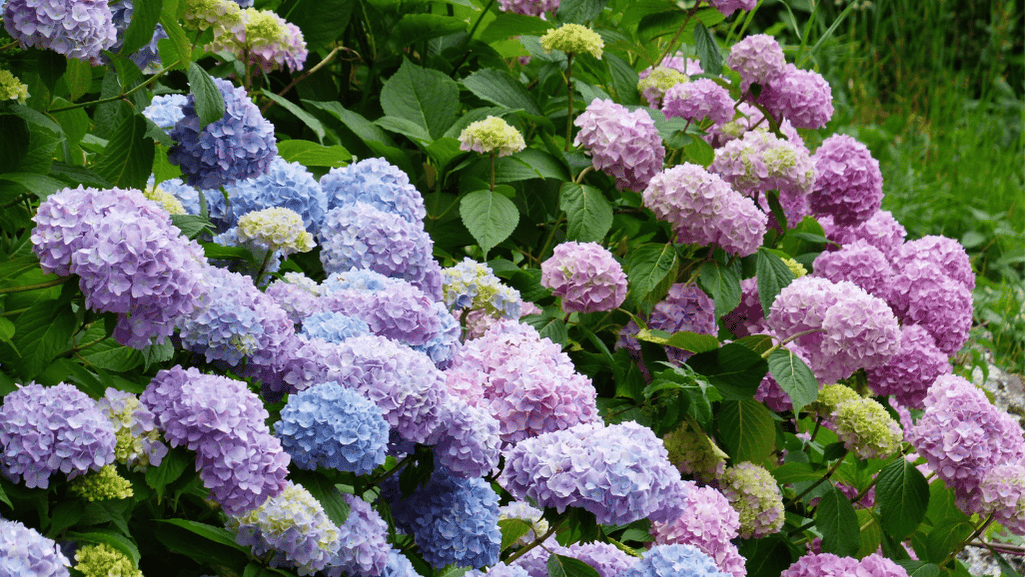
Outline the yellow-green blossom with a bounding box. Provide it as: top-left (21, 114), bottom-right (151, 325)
top-left (637, 67), bottom-right (688, 106)
top-left (782, 257), bottom-right (807, 278)
top-left (662, 419), bottom-right (728, 481)
top-left (143, 184), bottom-right (187, 215)
top-left (807, 383), bottom-right (859, 419)
top-left (458, 116), bottom-right (526, 157)
top-left (0, 70), bottom-right (29, 103)
top-left (181, 0), bottom-right (243, 33)
top-left (834, 397), bottom-right (903, 460)
top-left (237, 207), bottom-right (315, 256)
top-left (74, 543), bottom-right (143, 577)
top-left (70, 465), bottom-right (134, 501)
top-left (540, 24), bottom-right (604, 58)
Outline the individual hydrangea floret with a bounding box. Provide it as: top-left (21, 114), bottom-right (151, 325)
top-left (499, 421), bottom-right (690, 525)
top-left (275, 382), bottom-right (389, 475)
top-left (811, 238), bottom-right (893, 299)
top-left (497, 501), bottom-right (548, 548)
top-left (0, 383), bottom-right (116, 489)
top-left (756, 63), bottom-right (834, 129)
top-left (69, 464), bottom-right (134, 501)
top-left (168, 77), bottom-right (278, 190)
top-left (638, 67), bottom-right (689, 108)
top-left (866, 324), bottom-right (951, 409)
top-left (207, 8), bottom-right (308, 74)
top-left (320, 158), bottom-right (426, 223)
top-left (709, 0), bottom-right (756, 16)
top-left (459, 116), bottom-right (527, 157)
top-left (719, 462), bottom-right (784, 539)
top-left (143, 94), bottom-right (189, 132)
top-left (74, 543), bottom-right (142, 577)
top-left (574, 99), bottom-right (666, 191)
top-left (97, 388), bottom-right (169, 472)
top-left (619, 544), bottom-right (730, 577)
top-left (325, 494), bottom-right (390, 577)
top-left (228, 481), bottom-right (341, 576)
top-left (497, 0), bottom-right (558, 16)
top-left (727, 34), bottom-right (786, 93)
top-left (3, 0), bottom-right (116, 65)
top-left (663, 79), bottom-right (735, 126)
top-left (809, 134), bottom-right (883, 227)
top-left (541, 242), bottom-right (627, 313)
top-left (651, 484), bottom-right (746, 577)
top-left (540, 23), bottom-right (604, 58)
top-left (237, 207), bottom-right (316, 256)
top-left (0, 517), bottom-right (71, 577)
top-left (0, 69), bottom-right (29, 103)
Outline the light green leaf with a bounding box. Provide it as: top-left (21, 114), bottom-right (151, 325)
top-left (628, 243), bottom-right (678, 302)
top-left (756, 247), bottom-right (796, 313)
top-left (767, 348), bottom-right (818, 415)
top-left (634, 329), bottom-right (720, 354)
top-left (697, 259), bottom-right (742, 320)
top-left (498, 518), bottom-right (533, 551)
top-left (460, 189), bottom-right (520, 257)
top-left (276, 140), bottom-right (351, 168)
top-left (559, 182), bottom-right (613, 242)
top-left (717, 398), bottom-right (776, 465)
top-left (380, 58), bottom-right (460, 140)
top-left (462, 69), bottom-right (543, 116)
top-left (0, 173), bottom-right (67, 199)
top-left (375, 116), bottom-right (433, 145)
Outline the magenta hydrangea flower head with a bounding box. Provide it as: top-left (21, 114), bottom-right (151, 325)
top-left (709, 0), bottom-right (756, 16)
top-left (425, 396), bottom-right (501, 477)
top-left (617, 283), bottom-right (717, 375)
top-left (0, 517), bottom-right (71, 576)
top-left (325, 494), bottom-right (390, 577)
top-left (497, 0), bottom-right (557, 16)
top-left (207, 8), bottom-right (307, 74)
top-left (227, 481), bottom-right (341, 575)
top-left (809, 134), bottom-right (883, 227)
top-left (499, 421), bottom-right (690, 525)
top-left (541, 241), bottom-right (627, 313)
top-left (866, 324), bottom-right (951, 409)
top-left (969, 461), bottom-right (1025, 535)
top-left (887, 259), bottom-right (972, 355)
top-left (643, 163), bottom-right (767, 257)
top-left (445, 320), bottom-right (599, 445)
top-left (727, 34), bottom-right (786, 93)
top-left (141, 366), bottom-right (290, 515)
top-left (710, 129), bottom-right (816, 210)
top-left (168, 77), bottom-right (277, 190)
top-left (893, 235), bottom-right (974, 290)
top-left (574, 98), bottom-right (666, 191)
top-left (0, 383), bottom-right (116, 489)
top-left (97, 388), bottom-right (168, 472)
top-left (620, 544), bottom-right (730, 577)
top-left (320, 157), bottom-right (426, 223)
top-left (827, 209), bottom-right (907, 260)
top-left (651, 484), bottom-right (746, 577)
top-left (811, 238), bottom-right (894, 299)
top-left (780, 553), bottom-right (862, 577)
top-left (909, 374), bottom-right (1025, 505)
top-left (719, 461), bottom-right (784, 538)
top-left (756, 63), bottom-right (834, 129)
top-left (4, 0), bottom-right (116, 64)
top-left (319, 270), bottom-right (441, 345)
top-left (662, 79), bottom-right (735, 126)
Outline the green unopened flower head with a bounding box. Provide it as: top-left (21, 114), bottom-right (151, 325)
top-left (237, 207), bottom-right (316, 256)
top-left (720, 461), bottom-right (784, 539)
top-left (458, 116), bottom-right (527, 157)
top-left (662, 419), bottom-right (728, 480)
top-left (782, 257), bottom-right (807, 278)
top-left (807, 383), bottom-right (860, 419)
top-left (144, 184), bottom-right (187, 215)
top-left (70, 465), bottom-right (134, 501)
top-left (0, 70), bottom-right (29, 103)
top-left (834, 397), bottom-right (903, 460)
top-left (74, 543), bottom-right (143, 577)
top-left (540, 23), bottom-right (604, 58)
top-left (181, 0), bottom-right (243, 33)
top-left (637, 67), bottom-right (688, 107)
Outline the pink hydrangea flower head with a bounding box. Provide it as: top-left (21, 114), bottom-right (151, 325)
top-left (206, 8), bottom-right (308, 74)
top-left (813, 280), bottom-right (901, 383)
top-left (894, 235), bottom-right (974, 290)
top-left (811, 238), bottom-right (894, 299)
top-left (497, 0), bottom-right (558, 16)
top-left (969, 461), bottom-right (1025, 535)
top-left (541, 241), bottom-right (628, 313)
top-left (887, 259), bottom-right (972, 355)
top-left (709, 0), bottom-right (756, 16)
top-left (780, 553), bottom-right (861, 577)
top-left (866, 324), bottom-right (951, 409)
top-left (651, 484), bottom-right (746, 576)
top-left (810, 134), bottom-right (883, 228)
top-left (662, 79), bottom-right (735, 126)
top-left (574, 98), bottom-right (666, 191)
top-left (828, 209), bottom-right (907, 260)
top-left (756, 63), bottom-right (834, 129)
top-left (858, 553), bottom-right (911, 577)
top-left (727, 34), bottom-right (786, 93)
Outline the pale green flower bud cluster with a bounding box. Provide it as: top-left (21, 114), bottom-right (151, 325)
top-left (458, 116), bottom-right (526, 157)
top-left (144, 184), bottom-right (187, 216)
top-left (720, 461), bottom-right (785, 539)
top-left (74, 543), bottom-right (143, 577)
top-left (782, 257), bottom-right (807, 278)
top-left (662, 419), bottom-right (728, 481)
top-left (206, 7), bottom-right (308, 74)
top-left (833, 395), bottom-right (903, 460)
top-left (807, 383), bottom-right (860, 419)
top-left (637, 67), bottom-right (688, 107)
top-left (540, 24), bottom-right (604, 58)
top-left (0, 69), bottom-right (29, 103)
top-left (237, 207), bottom-right (316, 257)
top-left (69, 465), bottom-right (134, 501)
top-left (181, 0), bottom-right (243, 34)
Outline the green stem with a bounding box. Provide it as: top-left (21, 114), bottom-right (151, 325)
top-left (449, 0), bottom-right (497, 77)
top-left (655, 8), bottom-right (696, 67)
top-left (0, 277), bottom-right (68, 294)
top-left (537, 213), bottom-right (566, 261)
top-left (788, 519), bottom-right (816, 536)
top-left (252, 250), bottom-right (274, 287)
top-left (761, 328), bottom-right (827, 359)
top-left (785, 456), bottom-right (845, 507)
top-left (489, 151), bottom-right (496, 192)
top-left (48, 60), bottom-right (182, 113)
top-left (850, 473), bottom-right (882, 506)
top-left (261, 45), bottom-right (344, 115)
top-left (565, 53), bottom-right (575, 152)
top-left (1, 193), bottom-right (31, 209)
top-left (365, 454), bottom-right (415, 488)
top-left (573, 166), bottom-right (595, 184)
top-left (503, 519), bottom-right (566, 565)
top-left (945, 514), bottom-right (995, 566)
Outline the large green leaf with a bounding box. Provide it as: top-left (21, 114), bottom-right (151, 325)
top-left (548, 554), bottom-right (602, 577)
top-left (688, 342), bottom-right (767, 400)
top-left (635, 329), bottom-right (720, 354)
top-left (121, 0), bottom-right (162, 57)
top-left (276, 140), bottom-right (351, 168)
top-left (145, 446), bottom-right (190, 500)
top-left (380, 59), bottom-right (460, 140)
top-left (628, 243), bottom-right (678, 303)
top-left (894, 562), bottom-right (941, 577)
top-left (756, 248), bottom-right (796, 313)
top-left (875, 458), bottom-right (930, 540)
top-left (717, 398), bottom-right (775, 465)
top-left (559, 182), bottom-right (613, 242)
top-left (498, 518), bottom-right (533, 551)
top-left (157, 519), bottom-right (248, 552)
top-left (393, 14), bottom-right (466, 46)
top-left (557, 0), bottom-right (609, 24)
top-left (78, 339), bottom-right (144, 373)
top-left (693, 21), bottom-right (723, 76)
top-left (697, 259), bottom-right (742, 320)
top-left (278, 0), bottom-right (355, 52)
top-left (93, 114), bottom-right (154, 190)
top-left (462, 69), bottom-right (543, 116)
top-left (186, 62), bottom-right (225, 129)
top-left (816, 487), bottom-right (861, 557)
top-left (460, 189), bottom-right (520, 257)
top-left (767, 348), bottom-right (818, 415)
top-left (0, 173), bottom-right (66, 199)
top-left (11, 302), bottom-right (75, 380)
top-left (261, 90), bottom-right (325, 144)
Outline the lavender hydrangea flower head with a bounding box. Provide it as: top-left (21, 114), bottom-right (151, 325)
top-left (866, 324), bottom-right (951, 409)
top-left (459, 116), bottom-right (527, 157)
top-left (574, 99), bottom-right (666, 191)
top-left (275, 382), bottom-right (389, 474)
top-left (325, 494), bottom-right (390, 577)
top-left (168, 77), bottom-right (278, 190)
top-left (756, 63), bottom-right (834, 129)
top-left (638, 67), bottom-right (689, 108)
top-left (0, 517), bottom-right (71, 576)
top-left (620, 544), bottom-right (730, 577)
top-left (969, 461), bottom-right (1025, 535)
top-left (143, 94), bottom-right (189, 132)
top-left (541, 242), bottom-right (627, 313)
top-left (426, 396), bottom-right (502, 477)
top-left (642, 163), bottom-right (767, 257)
top-left (710, 129), bottom-right (816, 218)
top-left (300, 311), bottom-right (369, 343)
top-left (709, 0), bottom-right (756, 16)
top-left (497, 0), bottom-right (558, 16)
top-left (887, 259), bottom-right (972, 355)
top-left (893, 235), bottom-right (974, 290)
top-left (320, 158), bottom-right (426, 223)
top-left (207, 8), bottom-right (308, 74)
top-left (512, 539), bottom-right (639, 577)
top-left (811, 238), bottom-right (893, 299)
top-left (4, 0), bottom-right (116, 65)
top-left (809, 134), bottom-right (883, 227)
top-left (617, 283), bottom-right (717, 374)
top-left (499, 421), bottom-right (690, 525)
top-left (228, 481), bottom-right (341, 575)
top-left (372, 549), bottom-right (418, 577)
top-left (266, 272), bottom-right (321, 325)
top-left (780, 553), bottom-right (862, 577)
top-left (727, 34), bottom-right (786, 93)
top-left (662, 79), bottom-right (735, 126)
top-left (319, 271), bottom-right (441, 346)
top-left (719, 462), bottom-right (784, 539)
top-left (412, 301), bottom-right (462, 369)
top-left (97, 388), bottom-right (168, 472)
top-left (0, 383), bottom-right (116, 489)
top-left (651, 484), bottom-right (746, 577)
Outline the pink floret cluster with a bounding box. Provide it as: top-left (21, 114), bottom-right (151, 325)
top-left (541, 241), bottom-right (628, 313)
top-left (574, 99), bottom-right (666, 191)
top-left (782, 553), bottom-right (908, 577)
top-left (810, 134), bottom-right (884, 227)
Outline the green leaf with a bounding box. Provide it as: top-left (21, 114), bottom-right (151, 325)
top-left (522, 314), bottom-right (568, 345)
top-left (628, 243), bottom-right (678, 303)
top-left (11, 303), bottom-right (75, 380)
top-left (277, 0), bottom-right (354, 52)
top-left (634, 329), bottom-right (720, 354)
top-left (767, 348), bottom-right (818, 415)
top-left (157, 15), bottom-right (191, 70)
top-left (261, 90), bottom-right (325, 144)
top-left (556, 0), bottom-right (609, 24)
top-left (693, 21), bottom-right (723, 76)
top-left (78, 340), bottom-right (144, 372)
top-left (684, 136), bottom-right (715, 166)
top-left (894, 561), bottom-right (941, 577)
top-left (697, 259), bottom-right (742, 320)
top-left (875, 458), bottom-right (930, 540)
top-left (65, 58), bottom-right (93, 102)
top-left (375, 116), bottom-right (433, 145)
top-left (292, 470), bottom-right (351, 527)
top-left (121, 0), bottom-right (162, 56)
top-left (141, 339), bottom-right (174, 370)
top-left (688, 342), bottom-right (767, 400)
top-left (771, 461), bottom-right (822, 484)
top-left (393, 14), bottom-right (467, 46)
top-left (157, 519), bottom-right (248, 552)
top-left (756, 248), bottom-right (796, 313)
top-left (0, 173), bottom-right (66, 199)
top-left (462, 69), bottom-right (543, 116)
top-left (92, 114), bottom-right (154, 189)
top-left (480, 12), bottom-right (553, 42)
top-left (816, 487), bottom-right (861, 557)
top-left (276, 140), bottom-right (351, 168)
top-left (559, 182), bottom-right (613, 242)
top-left (305, 101), bottom-right (397, 147)
top-left (380, 58), bottom-right (460, 140)
top-left (145, 446), bottom-right (190, 499)
top-left (498, 518), bottom-right (533, 551)
top-left (186, 62), bottom-right (225, 130)
top-left (516, 148), bottom-right (569, 181)
top-left (459, 189), bottom-right (520, 257)
top-left (170, 214), bottom-right (213, 240)
top-left (925, 518), bottom-right (974, 563)
top-left (548, 554), bottom-right (603, 577)
top-left (0, 318), bottom-right (14, 343)
top-left (717, 398), bottom-right (775, 465)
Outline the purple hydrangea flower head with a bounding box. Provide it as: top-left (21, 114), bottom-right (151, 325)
top-left (780, 553), bottom-right (862, 577)
top-left (969, 461), bottom-right (1025, 535)
top-left (325, 494), bottom-right (390, 577)
top-left (266, 272), bottom-right (321, 325)
top-left (811, 238), bottom-right (893, 299)
top-left (275, 382), bottom-right (389, 474)
top-left (719, 462), bottom-right (784, 538)
top-left (857, 553), bottom-right (911, 577)
top-left (709, 0), bottom-right (756, 16)
top-left (143, 94), bottom-right (188, 132)
top-left (372, 549), bottom-right (418, 577)
top-left (0, 517), bottom-right (71, 576)
top-left (4, 0), bottom-right (116, 64)
top-left (497, 0), bottom-right (557, 16)
top-left (411, 301), bottom-right (462, 370)
top-left (651, 484), bottom-right (746, 577)
top-left (319, 202), bottom-right (441, 298)
top-left (168, 77), bottom-right (277, 190)
top-left (228, 481), bottom-right (341, 575)
top-left (894, 235), bottom-right (974, 290)
top-left (141, 366), bottom-right (290, 515)
top-left (96, 388), bottom-right (168, 472)
top-left (620, 544), bottom-right (730, 577)
top-left (574, 98), bottom-right (665, 191)
top-left (445, 320), bottom-right (600, 444)
top-left (710, 129), bottom-right (816, 219)
top-left (866, 324), bottom-right (951, 409)
top-left (827, 209), bottom-right (907, 260)
top-left (319, 271), bottom-right (440, 346)
top-left (273, 335), bottom-right (346, 395)
top-left (468, 563), bottom-right (532, 577)
top-left (109, 0), bottom-right (166, 71)
top-left (756, 63), bottom-right (834, 129)
top-left (617, 283), bottom-right (717, 375)
top-left (385, 470), bottom-right (501, 569)
top-left (211, 157), bottom-right (326, 235)
top-left (887, 259), bottom-right (972, 355)
top-left (727, 34), bottom-right (786, 93)
top-left (426, 395), bottom-right (501, 477)
top-left (320, 158), bottom-right (426, 223)
top-left (541, 241), bottom-right (627, 313)
top-left (563, 542), bottom-right (641, 577)
top-left (643, 164), bottom-right (767, 257)
top-left (810, 134), bottom-right (883, 227)
top-left (208, 8), bottom-right (307, 74)
top-left (300, 311), bottom-right (369, 343)
top-left (0, 383), bottom-right (116, 489)
top-left (663, 79), bottom-right (735, 126)
top-left (499, 421), bottom-right (690, 525)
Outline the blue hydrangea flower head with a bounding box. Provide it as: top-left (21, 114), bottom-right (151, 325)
top-left (301, 311), bottom-right (370, 343)
top-left (0, 517), bottom-right (71, 576)
top-left (143, 94), bottom-right (189, 133)
top-left (146, 176), bottom-right (202, 215)
top-left (108, 0), bottom-right (166, 71)
top-left (168, 77), bottom-right (277, 190)
top-left (425, 396), bottom-right (501, 477)
top-left (211, 157), bottom-right (327, 234)
top-left (620, 544), bottom-right (730, 577)
top-left (320, 158), bottom-right (426, 223)
top-left (369, 549), bottom-right (418, 577)
top-left (275, 382), bottom-right (389, 475)
top-left (4, 0), bottom-right (116, 65)
top-left (410, 301), bottom-right (461, 369)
